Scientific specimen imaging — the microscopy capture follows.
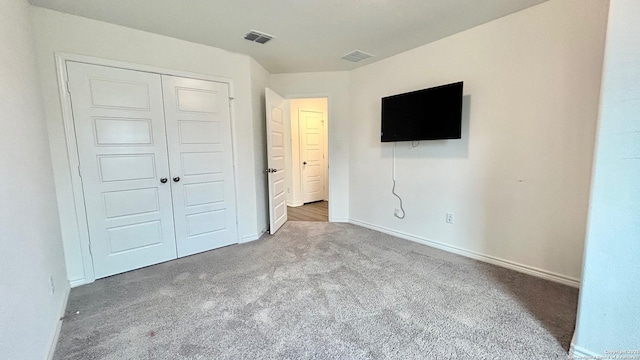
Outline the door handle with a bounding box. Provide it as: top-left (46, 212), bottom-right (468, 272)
top-left (303, 161), bottom-right (307, 165)
top-left (173, 176), bottom-right (180, 182)
top-left (272, 169), bottom-right (277, 173)
top-left (160, 177), bottom-right (168, 183)
top-left (265, 168), bottom-right (278, 173)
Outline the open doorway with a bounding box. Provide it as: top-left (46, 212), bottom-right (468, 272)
top-left (286, 97), bottom-right (328, 222)
top-left (265, 90), bottom-right (330, 233)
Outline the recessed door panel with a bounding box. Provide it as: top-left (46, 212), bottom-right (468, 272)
top-left (94, 118), bottom-right (152, 146)
top-left (107, 221), bottom-right (162, 254)
top-left (103, 188), bottom-right (159, 218)
top-left (274, 178), bottom-right (285, 198)
top-left (177, 88), bottom-right (218, 113)
top-left (186, 210), bottom-right (226, 236)
top-left (181, 152), bottom-right (222, 176)
top-left (179, 121), bottom-right (220, 144)
top-left (67, 61), bottom-right (177, 279)
top-left (163, 76), bottom-right (238, 257)
top-left (184, 181), bottom-right (224, 207)
top-left (306, 133), bottom-right (320, 146)
top-left (274, 202), bottom-right (286, 222)
top-left (305, 118), bottom-right (320, 130)
top-left (89, 79), bottom-right (150, 110)
top-left (272, 131), bottom-right (284, 147)
top-left (98, 154), bottom-right (156, 182)
top-left (306, 165), bottom-right (322, 178)
top-left (307, 149), bottom-right (322, 161)
top-left (272, 156), bottom-right (285, 172)
top-left (307, 180), bottom-right (323, 192)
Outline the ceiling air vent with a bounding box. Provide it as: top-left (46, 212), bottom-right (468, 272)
top-left (244, 30), bottom-right (274, 44)
top-left (341, 50), bottom-right (374, 62)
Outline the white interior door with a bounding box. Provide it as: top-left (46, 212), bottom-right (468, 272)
top-left (265, 88), bottom-right (288, 234)
top-left (162, 76), bottom-right (238, 257)
top-left (299, 110), bottom-right (326, 203)
top-left (67, 61), bottom-right (177, 279)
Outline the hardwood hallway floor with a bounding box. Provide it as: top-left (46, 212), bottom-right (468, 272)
top-left (287, 201), bottom-right (328, 222)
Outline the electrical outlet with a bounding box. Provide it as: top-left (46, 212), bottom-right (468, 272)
top-left (49, 275), bottom-right (55, 295)
top-left (446, 213), bottom-right (454, 224)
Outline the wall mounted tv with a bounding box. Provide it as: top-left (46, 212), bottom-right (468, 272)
top-left (381, 81), bottom-right (463, 142)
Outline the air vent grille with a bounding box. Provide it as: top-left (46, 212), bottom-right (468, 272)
top-left (244, 30), bottom-right (274, 44)
top-left (341, 50), bottom-right (374, 62)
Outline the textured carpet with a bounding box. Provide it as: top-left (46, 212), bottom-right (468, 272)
top-left (54, 222), bottom-right (578, 359)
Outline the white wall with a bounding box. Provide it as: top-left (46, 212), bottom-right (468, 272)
top-left (348, 0), bottom-right (609, 284)
top-left (0, 1), bottom-right (69, 358)
top-left (572, 0), bottom-right (640, 355)
top-left (249, 58), bottom-right (270, 237)
top-left (288, 98), bottom-right (329, 206)
top-left (269, 72), bottom-right (350, 222)
top-left (30, 7), bottom-right (266, 284)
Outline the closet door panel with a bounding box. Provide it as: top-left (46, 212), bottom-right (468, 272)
top-left (162, 76), bottom-right (238, 257)
top-left (67, 62), bottom-right (177, 279)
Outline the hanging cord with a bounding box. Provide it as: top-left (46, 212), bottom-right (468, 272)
top-left (392, 142), bottom-right (406, 219)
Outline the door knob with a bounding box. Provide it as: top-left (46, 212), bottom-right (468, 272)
top-left (303, 161), bottom-right (307, 165)
top-left (272, 169), bottom-right (277, 173)
top-left (160, 177), bottom-right (168, 183)
top-left (173, 176), bottom-right (180, 182)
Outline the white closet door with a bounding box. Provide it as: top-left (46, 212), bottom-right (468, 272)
top-left (162, 76), bottom-right (238, 257)
top-left (67, 62), bottom-right (177, 279)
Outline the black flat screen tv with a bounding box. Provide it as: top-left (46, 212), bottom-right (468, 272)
top-left (381, 81), bottom-right (463, 142)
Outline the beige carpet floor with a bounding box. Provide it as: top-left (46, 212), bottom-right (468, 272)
top-left (54, 221), bottom-right (578, 359)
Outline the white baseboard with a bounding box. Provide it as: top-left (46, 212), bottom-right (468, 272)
top-left (69, 278), bottom-right (87, 288)
top-left (349, 218), bottom-right (580, 288)
top-left (240, 228), bottom-right (267, 243)
top-left (570, 341), bottom-right (599, 357)
top-left (287, 201), bottom-right (303, 207)
top-left (330, 217), bottom-right (349, 223)
top-left (240, 234), bottom-right (259, 243)
top-left (47, 286), bottom-right (70, 360)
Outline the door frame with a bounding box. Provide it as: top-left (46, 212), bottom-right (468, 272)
top-left (55, 53), bottom-right (241, 286)
top-left (281, 94), bottom-right (333, 222)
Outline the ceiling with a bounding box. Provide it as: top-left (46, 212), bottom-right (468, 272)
top-left (29, 0), bottom-right (547, 74)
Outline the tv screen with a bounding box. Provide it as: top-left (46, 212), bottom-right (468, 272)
top-left (381, 81), bottom-right (463, 142)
